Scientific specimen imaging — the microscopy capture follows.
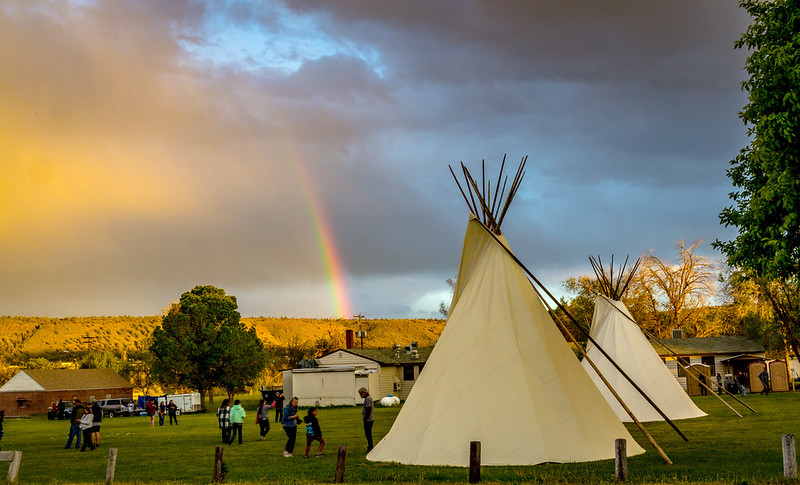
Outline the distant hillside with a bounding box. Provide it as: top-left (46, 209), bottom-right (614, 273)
top-left (0, 316), bottom-right (446, 362)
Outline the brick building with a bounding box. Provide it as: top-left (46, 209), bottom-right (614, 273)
top-left (0, 369), bottom-right (133, 417)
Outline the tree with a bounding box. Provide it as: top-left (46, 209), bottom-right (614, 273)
top-left (713, 0), bottom-right (800, 359)
top-left (640, 241), bottom-right (719, 337)
top-left (150, 285), bottom-right (267, 409)
top-left (438, 277), bottom-right (456, 317)
top-left (217, 322), bottom-right (269, 402)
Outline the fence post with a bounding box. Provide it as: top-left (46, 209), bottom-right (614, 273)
top-left (1, 451), bottom-right (22, 483)
top-left (784, 434), bottom-right (797, 478)
top-left (469, 441), bottom-right (481, 484)
top-left (615, 439), bottom-right (628, 482)
top-left (213, 446), bottom-right (224, 483)
top-left (334, 445), bottom-right (347, 484)
top-left (105, 448), bottom-right (117, 485)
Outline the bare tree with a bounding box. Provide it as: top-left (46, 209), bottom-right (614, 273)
top-left (640, 240), bottom-right (719, 336)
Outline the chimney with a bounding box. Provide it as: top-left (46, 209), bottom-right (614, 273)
top-left (346, 329), bottom-right (354, 349)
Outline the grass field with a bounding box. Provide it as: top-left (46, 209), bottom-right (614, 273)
top-left (2, 392), bottom-right (799, 484)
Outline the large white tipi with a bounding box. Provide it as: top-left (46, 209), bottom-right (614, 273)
top-left (367, 160), bottom-right (645, 466)
top-left (580, 259), bottom-right (706, 423)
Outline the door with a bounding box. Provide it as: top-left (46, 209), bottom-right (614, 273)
top-left (769, 360), bottom-right (789, 392)
top-left (749, 361), bottom-right (766, 393)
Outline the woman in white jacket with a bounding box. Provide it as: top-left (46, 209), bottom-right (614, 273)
top-left (79, 408), bottom-right (96, 451)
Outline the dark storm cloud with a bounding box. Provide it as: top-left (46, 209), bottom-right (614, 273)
top-left (0, 0), bottom-right (752, 317)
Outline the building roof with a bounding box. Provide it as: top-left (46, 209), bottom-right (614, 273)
top-left (0, 369), bottom-right (133, 393)
top-left (335, 348), bottom-right (433, 365)
top-left (650, 336), bottom-right (764, 357)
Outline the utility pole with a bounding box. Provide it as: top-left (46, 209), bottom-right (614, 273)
top-left (353, 314), bottom-right (366, 349)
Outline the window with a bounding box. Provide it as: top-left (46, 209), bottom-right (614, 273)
top-left (701, 356), bottom-right (716, 376)
top-left (403, 365), bottom-right (415, 381)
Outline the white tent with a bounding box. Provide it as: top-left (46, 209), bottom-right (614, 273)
top-left (367, 216), bottom-right (645, 466)
top-left (581, 295), bottom-right (707, 422)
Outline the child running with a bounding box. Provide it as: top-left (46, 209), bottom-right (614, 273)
top-left (303, 406), bottom-right (325, 458)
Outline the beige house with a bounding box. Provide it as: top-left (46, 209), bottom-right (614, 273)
top-left (649, 335), bottom-right (767, 395)
top-left (316, 347), bottom-right (432, 401)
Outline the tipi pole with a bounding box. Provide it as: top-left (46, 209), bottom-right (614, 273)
top-left (475, 224), bottom-right (689, 442)
top-left (606, 302), bottom-right (755, 415)
top-left (536, 285), bottom-right (674, 465)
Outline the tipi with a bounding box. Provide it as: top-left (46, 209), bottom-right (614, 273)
top-left (367, 159), bottom-right (645, 466)
top-left (580, 257), bottom-right (707, 423)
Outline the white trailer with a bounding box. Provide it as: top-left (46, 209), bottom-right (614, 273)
top-left (157, 392), bottom-right (202, 414)
top-left (282, 367), bottom-right (378, 407)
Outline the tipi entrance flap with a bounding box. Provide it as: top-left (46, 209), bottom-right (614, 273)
top-left (367, 218), bottom-right (645, 466)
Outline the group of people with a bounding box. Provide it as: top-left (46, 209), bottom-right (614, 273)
top-left (63, 398), bottom-right (102, 452)
top-left (716, 369), bottom-right (772, 396)
top-left (144, 398), bottom-right (179, 426)
top-left (215, 387), bottom-right (375, 459)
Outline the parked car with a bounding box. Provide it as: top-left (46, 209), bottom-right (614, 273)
top-left (96, 398), bottom-right (135, 417)
top-left (47, 401), bottom-right (74, 420)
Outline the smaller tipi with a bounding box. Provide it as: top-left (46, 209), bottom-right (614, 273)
top-left (580, 256), bottom-right (707, 423)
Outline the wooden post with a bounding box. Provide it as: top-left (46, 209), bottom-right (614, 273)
top-left (783, 434), bottom-right (797, 478)
top-left (0, 451), bottom-right (22, 483)
top-left (334, 445), bottom-right (347, 484)
top-left (615, 439), bottom-right (628, 482)
top-left (105, 448), bottom-right (117, 485)
top-left (0, 450), bottom-right (22, 483)
top-left (213, 446), bottom-right (224, 483)
top-left (469, 441), bottom-right (481, 484)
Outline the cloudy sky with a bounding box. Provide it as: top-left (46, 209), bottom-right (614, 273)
top-left (1, 1), bottom-right (752, 319)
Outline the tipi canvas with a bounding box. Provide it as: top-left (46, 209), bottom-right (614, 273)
top-left (581, 295), bottom-right (707, 422)
top-left (367, 216), bottom-right (645, 466)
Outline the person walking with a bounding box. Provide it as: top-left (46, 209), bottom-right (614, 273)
top-left (217, 399), bottom-right (231, 444)
top-left (90, 400), bottom-right (102, 447)
top-left (759, 368), bottom-right (771, 395)
top-left (158, 401), bottom-right (166, 426)
top-left (78, 407), bottom-right (96, 452)
top-left (256, 398), bottom-right (274, 440)
top-left (281, 397), bottom-right (300, 457)
top-left (358, 388), bottom-right (374, 452)
top-left (0, 410), bottom-right (4, 451)
top-left (303, 406), bottom-right (325, 458)
top-left (273, 392), bottom-right (285, 423)
top-left (65, 398), bottom-right (85, 449)
top-left (167, 400), bottom-right (179, 425)
top-left (228, 399), bottom-right (246, 445)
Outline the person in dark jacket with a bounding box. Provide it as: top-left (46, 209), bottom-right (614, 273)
top-left (273, 392), bottom-right (285, 423)
top-left (759, 368), bottom-right (771, 395)
top-left (167, 400), bottom-right (179, 425)
top-left (65, 399), bottom-right (85, 449)
top-left (90, 400), bottom-right (102, 447)
top-left (303, 407), bottom-right (325, 458)
top-left (158, 401), bottom-right (166, 426)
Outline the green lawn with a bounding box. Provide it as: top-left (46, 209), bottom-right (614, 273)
top-left (2, 392), bottom-right (799, 484)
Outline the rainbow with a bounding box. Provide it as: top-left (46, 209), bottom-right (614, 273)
top-left (287, 151), bottom-right (353, 319)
